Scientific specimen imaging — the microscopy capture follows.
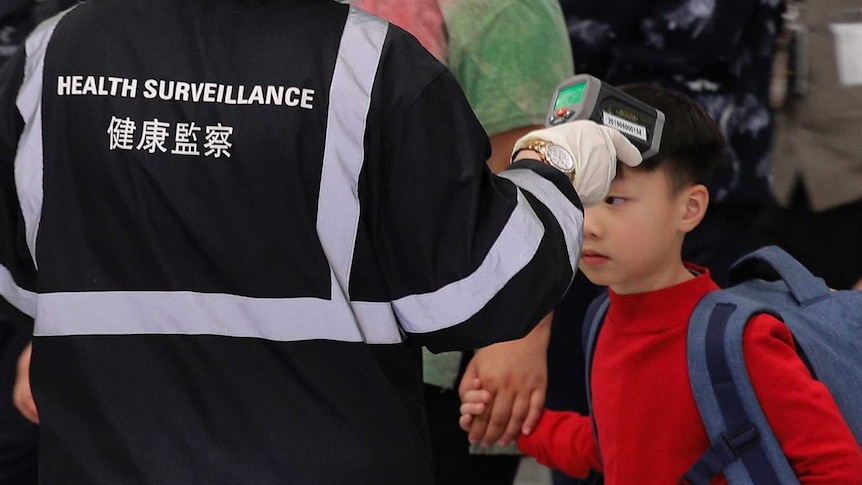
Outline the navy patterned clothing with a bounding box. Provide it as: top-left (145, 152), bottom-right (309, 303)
top-left (560, 0), bottom-right (785, 205)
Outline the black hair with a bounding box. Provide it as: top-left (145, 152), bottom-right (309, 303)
top-left (618, 83), bottom-right (726, 193)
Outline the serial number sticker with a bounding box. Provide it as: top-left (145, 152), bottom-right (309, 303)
top-left (602, 111), bottom-right (647, 141)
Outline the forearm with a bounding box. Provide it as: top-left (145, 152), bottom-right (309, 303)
top-left (404, 159), bottom-right (581, 352)
top-left (511, 149), bottom-right (542, 164)
top-left (373, 65), bottom-right (583, 350)
top-left (517, 409), bottom-right (601, 478)
top-left (487, 126), bottom-right (538, 174)
top-left (521, 311), bottom-right (551, 347)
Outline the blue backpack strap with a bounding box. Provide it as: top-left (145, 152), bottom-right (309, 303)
top-left (582, 291), bottom-right (610, 464)
top-left (683, 293), bottom-right (800, 485)
top-left (582, 292), bottom-right (609, 361)
top-left (728, 245), bottom-right (831, 305)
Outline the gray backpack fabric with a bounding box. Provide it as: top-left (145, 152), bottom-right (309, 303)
top-left (583, 246), bottom-right (862, 484)
top-left (683, 245), bottom-right (862, 484)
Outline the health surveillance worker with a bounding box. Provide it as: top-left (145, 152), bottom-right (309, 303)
top-left (1, 2), bottom-right (640, 484)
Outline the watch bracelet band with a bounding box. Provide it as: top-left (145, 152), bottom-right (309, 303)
top-left (511, 138), bottom-right (575, 182)
top-left (511, 138), bottom-right (552, 165)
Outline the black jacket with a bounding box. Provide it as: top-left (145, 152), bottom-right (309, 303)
top-left (0, 1), bottom-right (583, 483)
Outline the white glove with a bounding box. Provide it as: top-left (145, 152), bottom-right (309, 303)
top-left (512, 120), bottom-right (643, 206)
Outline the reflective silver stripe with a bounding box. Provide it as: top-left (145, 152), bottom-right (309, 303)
top-left (318, 6), bottom-right (386, 296)
top-left (14, 8), bottom-right (75, 268)
top-left (33, 291), bottom-right (402, 343)
top-left (498, 169), bottom-right (584, 272)
top-left (0, 265), bottom-right (36, 317)
top-left (393, 190), bottom-right (544, 333)
top-left (318, 7), bottom-right (396, 342)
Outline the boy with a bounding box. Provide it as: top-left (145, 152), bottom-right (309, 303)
top-left (460, 84), bottom-right (862, 484)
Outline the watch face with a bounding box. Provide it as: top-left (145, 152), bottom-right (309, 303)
top-left (545, 145), bottom-right (576, 173)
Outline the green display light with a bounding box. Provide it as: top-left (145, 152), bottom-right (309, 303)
top-left (554, 81), bottom-right (586, 110)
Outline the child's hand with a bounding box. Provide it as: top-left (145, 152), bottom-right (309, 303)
top-left (458, 378), bottom-right (492, 442)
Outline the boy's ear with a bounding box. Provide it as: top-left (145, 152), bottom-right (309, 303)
top-left (678, 184), bottom-right (709, 234)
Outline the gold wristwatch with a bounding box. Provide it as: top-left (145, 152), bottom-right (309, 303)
top-left (513, 138), bottom-right (576, 182)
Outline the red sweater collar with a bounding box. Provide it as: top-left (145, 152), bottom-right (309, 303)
top-left (604, 264), bottom-right (719, 334)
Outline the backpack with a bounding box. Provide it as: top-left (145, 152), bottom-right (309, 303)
top-left (582, 245), bottom-right (862, 485)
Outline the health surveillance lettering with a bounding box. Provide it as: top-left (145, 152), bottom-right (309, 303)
top-left (108, 118), bottom-right (233, 158)
top-left (58, 75), bottom-right (315, 158)
top-left (56, 76), bottom-right (315, 108)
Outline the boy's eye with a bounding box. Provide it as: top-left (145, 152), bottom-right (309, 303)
top-left (604, 196), bottom-right (626, 206)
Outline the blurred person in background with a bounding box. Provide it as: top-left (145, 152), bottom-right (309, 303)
top-left (759, 0), bottom-right (862, 291)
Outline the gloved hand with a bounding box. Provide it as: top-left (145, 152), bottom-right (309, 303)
top-left (512, 120), bottom-right (643, 206)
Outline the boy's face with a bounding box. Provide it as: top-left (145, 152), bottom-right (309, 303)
top-left (579, 165), bottom-right (703, 294)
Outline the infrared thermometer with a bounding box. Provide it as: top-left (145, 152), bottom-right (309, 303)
top-left (546, 74), bottom-right (665, 159)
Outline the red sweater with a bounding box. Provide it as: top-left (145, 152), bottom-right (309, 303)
top-left (518, 268), bottom-right (862, 484)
